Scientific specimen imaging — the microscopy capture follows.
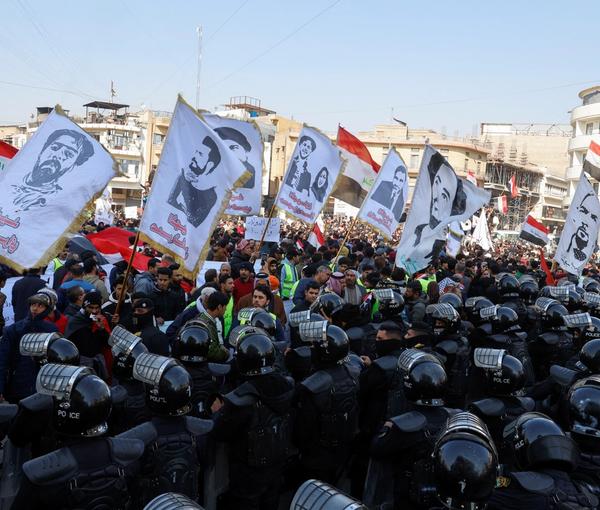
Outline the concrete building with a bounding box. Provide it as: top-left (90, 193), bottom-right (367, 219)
top-left (566, 85), bottom-right (600, 198)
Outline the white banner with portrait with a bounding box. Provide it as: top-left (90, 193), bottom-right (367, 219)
top-left (395, 145), bottom-right (490, 273)
top-left (555, 172), bottom-right (600, 275)
top-left (94, 187), bottom-right (114, 226)
top-left (203, 114), bottom-right (264, 216)
top-left (0, 107), bottom-right (118, 272)
top-left (357, 148), bottom-right (408, 239)
top-left (275, 126), bottom-right (345, 224)
top-left (139, 96), bottom-right (249, 277)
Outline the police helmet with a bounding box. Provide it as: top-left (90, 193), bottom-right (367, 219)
top-left (249, 310), bottom-right (277, 337)
top-left (47, 337), bottom-right (80, 365)
top-left (579, 338), bottom-right (600, 373)
top-left (398, 349), bottom-right (447, 405)
top-left (434, 412), bottom-right (498, 510)
top-left (373, 289), bottom-right (405, 320)
top-left (143, 492), bottom-right (205, 510)
top-left (465, 297), bottom-right (494, 325)
top-left (426, 303), bottom-right (460, 337)
top-left (583, 292), bottom-right (600, 314)
top-left (519, 279), bottom-right (539, 305)
top-left (20, 332), bottom-right (80, 366)
top-left (174, 324), bottom-right (211, 363)
top-left (473, 348), bottom-right (525, 396)
top-left (583, 278), bottom-right (600, 294)
top-left (301, 321), bottom-right (349, 365)
top-left (505, 412), bottom-right (579, 471)
top-left (567, 290), bottom-right (584, 313)
top-left (310, 292), bottom-right (344, 320)
top-left (133, 354), bottom-right (193, 416)
top-left (540, 285), bottom-right (570, 305)
top-left (567, 376), bottom-right (600, 452)
top-left (438, 292), bottom-right (463, 313)
top-left (498, 274), bottom-right (520, 300)
top-left (536, 297), bottom-right (569, 330)
top-left (109, 325), bottom-right (149, 380)
top-left (290, 479), bottom-right (367, 509)
top-left (491, 306), bottom-right (519, 334)
top-left (36, 364), bottom-right (112, 437)
top-left (236, 332), bottom-right (276, 377)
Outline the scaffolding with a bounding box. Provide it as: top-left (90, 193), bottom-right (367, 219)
top-left (485, 160), bottom-right (543, 231)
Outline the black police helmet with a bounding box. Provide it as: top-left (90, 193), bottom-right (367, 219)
top-left (310, 292), bottom-right (344, 320)
top-left (507, 412), bottom-right (579, 471)
top-left (312, 324), bottom-right (349, 366)
top-left (488, 353), bottom-right (525, 396)
top-left (499, 274), bottom-right (520, 299)
top-left (465, 297), bottom-right (494, 325)
top-left (491, 306), bottom-right (519, 334)
top-left (568, 376), bottom-right (600, 453)
top-left (113, 340), bottom-right (148, 381)
top-left (174, 324), bottom-right (211, 363)
top-left (250, 310), bottom-right (277, 337)
top-left (519, 279), bottom-right (539, 305)
top-left (567, 290), bottom-right (584, 312)
top-left (543, 302), bottom-right (569, 329)
top-left (405, 359), bottom-right (447, 405)
top-left (438, 292), bottom-right (463, 312)
top-left (377, 290), bottom-right (405, 320)
top-left (580, 338), bottom-right (600, 373)
top-left (152, 363), bottom-right (193, 416)
top-left (47, 337), bottom-right (80, 365)
top-left (236, 332), bottom-right (276, 377)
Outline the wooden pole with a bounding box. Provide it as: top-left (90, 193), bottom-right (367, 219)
top-left (256, 203), bottom-right (277, 253)
top-left (332, 216), bottom-right (359, 266)
top-left (115, 230), bottom-right (140, 316)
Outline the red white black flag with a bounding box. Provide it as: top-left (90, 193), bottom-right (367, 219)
top-left (519, 214), bottom-right (549, 247)
top-left (510, 174), bottom-right (519, 198)
top-left (496, 195), bottom-right (508, 214)
top-left (583, 140), bottom-right (600, 181)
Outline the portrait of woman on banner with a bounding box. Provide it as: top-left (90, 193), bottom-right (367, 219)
top-left (311, 167), bottom-right (329, 203)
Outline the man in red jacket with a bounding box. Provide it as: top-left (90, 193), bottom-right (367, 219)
top-left (232, 261), bottom-right (254, 305)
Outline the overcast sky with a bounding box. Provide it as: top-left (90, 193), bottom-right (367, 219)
top-left (2, 0), bottom-right (599, 136)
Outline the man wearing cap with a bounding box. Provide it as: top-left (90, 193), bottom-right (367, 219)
top-left (232, 261), bottom-right (254, 305)
top-left (11, 268), bottom-right (47, 322)
top-left (0, 291), bottom-right (58, 402)
top-left (131, 297), bottom-right (169, 356)
top-left (65, 291), bottom-right (111, 380)
top-left (229, 239), bottom-right (258, 279)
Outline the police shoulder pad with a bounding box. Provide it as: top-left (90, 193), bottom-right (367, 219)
top-left (208, 362), bottom-right (231, 377)
top-left (517, 397), bottom-right (536, 412)
top-left (301, 370), bottom-right (334, 394)
top-left (373, 355), bottom-right (399, 372)
top-left (488, 334), bottom-right (511, 345)
top-left (549, 365), bottom-right (578, 387)
top-left (19, 393), bottom-right (53, 413)
top-left (389, 411), bottom-right (427, 433)
top-left (469, 398), bottom-right (505, 418)
top-left (0, 404), bottom-right (17, 423)
top-left (510, 471), bottom-right (555, 494)
top-left (346, 327), bottom-right (365, 342)
top-left (224, 381), bottom-right (259, 407)
top-left (435, 340), bottom-right (458, 356)
top-left (110, 385), bottom-right (128, 405)
top-left (116, 421), bottom-right (158, 445)
top-left (109, 437), bottom-right (145, 464)
top-left (185, 416), bottom-right (214, 435)
top-left (23, 447), bottom-right (78, 485)
top-left (538, 332), bottom-right (561, 346)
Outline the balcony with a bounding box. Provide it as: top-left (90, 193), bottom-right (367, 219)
top-left (568, 135), bottom-right (599, 152)
top-left (571, 102), bottom-right (600, 123)
top-left (566, 165), bottom-right (583, 180)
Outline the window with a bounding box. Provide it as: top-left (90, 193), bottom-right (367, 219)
top-left (464, 158), bottom-right (469, 171)
top-left (586, 123), bottom-right (594, 135)
top-left (410, 154), bottom-right (419, 168)
top-left (153, 133), bottom-right (165, 145)
top-left (440, 148), bottom-right (449, 155)
top-left (117, 159), bottom-right (140, 179)
top-left (477, 161), bottom-right (481, 173)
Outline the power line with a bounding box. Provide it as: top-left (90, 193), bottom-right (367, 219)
top-left (0, 79), bottom-right (96, 100)
top-left (206, 0), bottom-right (343, 89)
top-left (205, 0), bottom-right (250, 43)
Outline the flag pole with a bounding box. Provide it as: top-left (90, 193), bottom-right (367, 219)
top-left (115, 230), bottom-right (140, 317)
top-left (333, 216), bottom-right (359, 265)
top-left (256, 203), bottom-right (277, 253)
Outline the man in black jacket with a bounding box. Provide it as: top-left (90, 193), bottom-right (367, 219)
top-left (152, 267), bottom-right (185, 326)
top-left (12, 268), bottom-right (46, 322)
top-left (131, 297), bottom-right (169, 356)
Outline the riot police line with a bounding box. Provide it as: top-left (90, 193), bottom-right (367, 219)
top-left (3, 273), bottom-right (600, 509)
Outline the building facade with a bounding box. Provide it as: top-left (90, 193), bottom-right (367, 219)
top-left (566, 86), bottom-right (600, 198)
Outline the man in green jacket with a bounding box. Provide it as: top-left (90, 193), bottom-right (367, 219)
top-left (195, 291), bottom-right (229, 362)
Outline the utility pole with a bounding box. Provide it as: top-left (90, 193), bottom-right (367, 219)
top-left (195, 26), bottom-right (203, 110)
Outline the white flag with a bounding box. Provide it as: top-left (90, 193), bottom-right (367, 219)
top-left (446, 221), bottom-right (463, 257)
top-left (139, 97), bottom-right (249, 276)
top-left (357, 148), bottom-right (408, 239)
top-left (555, 172), bottom-right (600, 275)
top-left (203, 114), bottom-right (264, 216)
top-left (395, 145), bottom-right (491, 273)
top-left (275, 126), bottom-right (345, 224)
top-left (95, 187), bottom-right (114, 226)
top-left (0, 106), bottom-right (118, 272)
top-left (472, 209), bottom-right (493, 252)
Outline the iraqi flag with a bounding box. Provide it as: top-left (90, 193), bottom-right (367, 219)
top-left (307, 216), bottom-right (325, 248)
top-left (331, 126), bottom-right (380, 208)
top-left (0, 140), bottom-right (18, 172)
top-left (466, 171), bottom-right (477, 186)
top-left (510, 174), bottom-right (519, 198)
top-left (496, 195), bottom-right (508, 214)
top-left (583, 140), bottom-right (600, 181)
top-left (519, 215), bottom-right (549, 247)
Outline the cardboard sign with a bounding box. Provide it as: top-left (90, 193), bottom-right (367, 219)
top-left (244, 216), bottom-right (281, 243)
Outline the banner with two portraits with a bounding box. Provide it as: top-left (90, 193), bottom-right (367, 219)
top-left (395, 145), bottom-right (490, 273)
top-left (357, 148), bottom-right (408, 239)
top-left (275, 126), bottom-right (345, 225)
top-left (139, 96), bottom-right (250, 276)
top-left (0, 107), bottom-right (118, 272)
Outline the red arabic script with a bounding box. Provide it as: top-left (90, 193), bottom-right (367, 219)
top-left (149, 223), bottom-right (189, 259)
top-left (229, 192), bottom-right (245, 202)
top-left (288, 191), bottom-right (313, 211)
top-left (366, 208), bottom-right (393, 230)
top-left (279, 198), bottom-right (312, 220)
top-left (0, 234), bottom-right (19, 254)
top-left (228, 203), bottom-right (252, 214)
top-left (0, 211), bottom-right (20, 229)
top-left (167, 213), bottom-right (187, 235)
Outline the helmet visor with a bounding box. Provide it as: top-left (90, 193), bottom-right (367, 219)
top-left (109, 325), bottom-right (142, 357)
top-left (20, 332), bottom-right (60, 357)
top-left (133, 353), bottom-right (174, 386)
top-left (473, 348), bottom-right (505, 370)
top-left (36, 363), bottom-right (93, 399)
top-left (299, 320), bottom-right (328, 344)
top-left (289, 310), bottom-right (312, 327)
